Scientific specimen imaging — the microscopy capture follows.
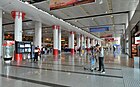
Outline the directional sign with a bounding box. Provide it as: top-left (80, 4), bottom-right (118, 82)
top-left (89, 27), bottom-right (109, 32)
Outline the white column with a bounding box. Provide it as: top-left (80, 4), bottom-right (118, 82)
top-left (91, 39), bottom-right (95, 46)
top-left (77, 34), bottom-right (80, 48)
top-left (87, 37), bottom-right (90, 48)
top-left (11, 11), bottom-right (25, 41)
top-left (0, 10), bottom-right (2, 57)
top-left (98, 41), bottom-right (101, 46)
top-left (84, 36), bottom-right (87, 48)
top-left (34, 21), bottom-right (42, 49)
top-left (68, 34), bottom-right (71, 48)
top-left (81, 35), bottom-right (84, 48)
top-left (58, 27), bottom-right (61, 53)
top-left (52, 25), bottom-right (59, 55)
top-left (95, 39), bottom-right (98, 45)
top-left (70, 31), bottom-right (74, 54)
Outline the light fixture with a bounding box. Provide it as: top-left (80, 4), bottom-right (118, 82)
top-left (91, 18), bottom-right (94, 20)
top-left (3, 11), bottom-right (5, 14)
top-left (99, 0), bottom-right (103, 4)
top-left (75, 20), bottom-right (78, 22)
top-left (111, 15), bottom-right (113, 18)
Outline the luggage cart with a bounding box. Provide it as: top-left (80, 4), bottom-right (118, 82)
top-left (84, 55), bottom-right (95, 72)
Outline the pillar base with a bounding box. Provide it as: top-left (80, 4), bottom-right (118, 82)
top-left (15, 54), bottom-right (22, 61)
top-left (53, 49), bottom-right (58, 56)
top-left (71, 49), bottom-right (75, 55)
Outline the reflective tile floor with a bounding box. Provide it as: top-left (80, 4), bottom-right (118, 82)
top-left (0, 52), bottom-right (139, 87)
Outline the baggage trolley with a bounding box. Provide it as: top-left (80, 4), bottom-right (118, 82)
top-left (84, 55), bottom-right (95, 72)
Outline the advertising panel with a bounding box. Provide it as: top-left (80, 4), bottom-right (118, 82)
top-left (135, 37), bottom-right (140, 44)
top-left (100, 34), bottom-right (112, 38)
top-left (50, 0), bottom-right (96, 10)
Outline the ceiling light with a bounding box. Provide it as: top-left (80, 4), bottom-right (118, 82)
top-left (111, 15), bottom-right (113, 18)
top-left (91, 18), bottom-right (94, 20)
top-left (75, 20), bottom-right (78, 22)
top-left (99, 0), bottom-right (103, 4)
top-left (105, 11), bottom-right (108, 13)
top-left (3, 11), bottom-right (5, 14)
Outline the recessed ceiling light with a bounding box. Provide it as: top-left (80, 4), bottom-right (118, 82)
top-left (75, 20), bottom-right (78, 22)
top-left (105, 11), bottom-right (108, 13)
top-left (111, 15), bottom-right (113, 18)
top-left (3, 11), bottom-right (5, 14)
top-left (99, 0), bottom-right (103, 4)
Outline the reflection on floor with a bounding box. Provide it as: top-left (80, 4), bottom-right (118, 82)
top-left (0, 52), bottom-right (139, 87)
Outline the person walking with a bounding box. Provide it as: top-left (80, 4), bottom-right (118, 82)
top-left (34, 47), bottom-right (39, 62)
top-left (96, 44), bottom-right (105, 73)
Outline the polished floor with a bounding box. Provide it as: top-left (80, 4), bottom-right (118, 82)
top-left (0, 51), bottom-right (140, 87)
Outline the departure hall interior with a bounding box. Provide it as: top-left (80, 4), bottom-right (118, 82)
top-left (0, 0), bottom-right (140, 87)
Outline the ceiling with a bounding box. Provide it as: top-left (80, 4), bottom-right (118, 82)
top-left (1, 0), bottom-right (140, 42)
top-left (33, 0), bottom-right (139, 37)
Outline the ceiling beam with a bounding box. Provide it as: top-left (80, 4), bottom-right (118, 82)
top-left (63, 11), bottom-right (129, 21)
top-left (2, 20), bottom-right (32, 26)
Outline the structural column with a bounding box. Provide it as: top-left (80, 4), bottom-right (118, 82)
top-left (91, 39), bottom-right (95, 46)
top-left (11, 11), bottom-right (25, 41)
top-left (77, 34), bottom-right (80, 48)
top-left (0, 10), bottom-right (2, 58)
top-left (52, 25), bottom-right (59, 56)
top-left (84, 36), bottom-right (87, 49)
top-left (98, 40), bottom-right (101, 46)
top-left (34, 21), bottom-right (42, 49)
top-left (68, 34), bottom-right (71, 48)
top-left (81, 35), bottom-right (84, 48)
top-left (58, 26), bottom-right (61, 54)
top-left (87, 37), bottom-right (90, 52)
top-left (11, 11), bottom-right (25, 61)
top-left (95, 39), bottom-right (98, 45)
top-left (70, 31), bottom-right (75, 54)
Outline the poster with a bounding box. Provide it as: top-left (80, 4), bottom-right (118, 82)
top-left (50, 0), bottom-right (96, 10)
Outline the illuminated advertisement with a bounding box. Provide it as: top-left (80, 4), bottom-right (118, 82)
top-left (135, 37), bottom-right (140, 44)
top-left (100, 34), bottom-right (112, 38)
top-left (50, 0), bottom-right (96, 10)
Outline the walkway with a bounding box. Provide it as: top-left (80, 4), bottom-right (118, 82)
top-left (0, 52), bottom-right (139, 87)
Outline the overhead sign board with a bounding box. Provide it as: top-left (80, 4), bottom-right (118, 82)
top-left (50, 0), bottom-right (96, 10)
top-left (89, 27), bottom-right (109, 33)
top-left (100, 34), bottom-right (112, 38)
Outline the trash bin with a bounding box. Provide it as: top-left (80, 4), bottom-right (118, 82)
top-left (134, 56), bottom-right (140, 68)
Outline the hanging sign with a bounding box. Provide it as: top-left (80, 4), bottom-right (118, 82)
top-left (89, 27), bottom-right (109, 32)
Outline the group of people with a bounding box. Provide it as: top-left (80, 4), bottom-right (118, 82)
top-left (33, 46), bottom-right (52, 62)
